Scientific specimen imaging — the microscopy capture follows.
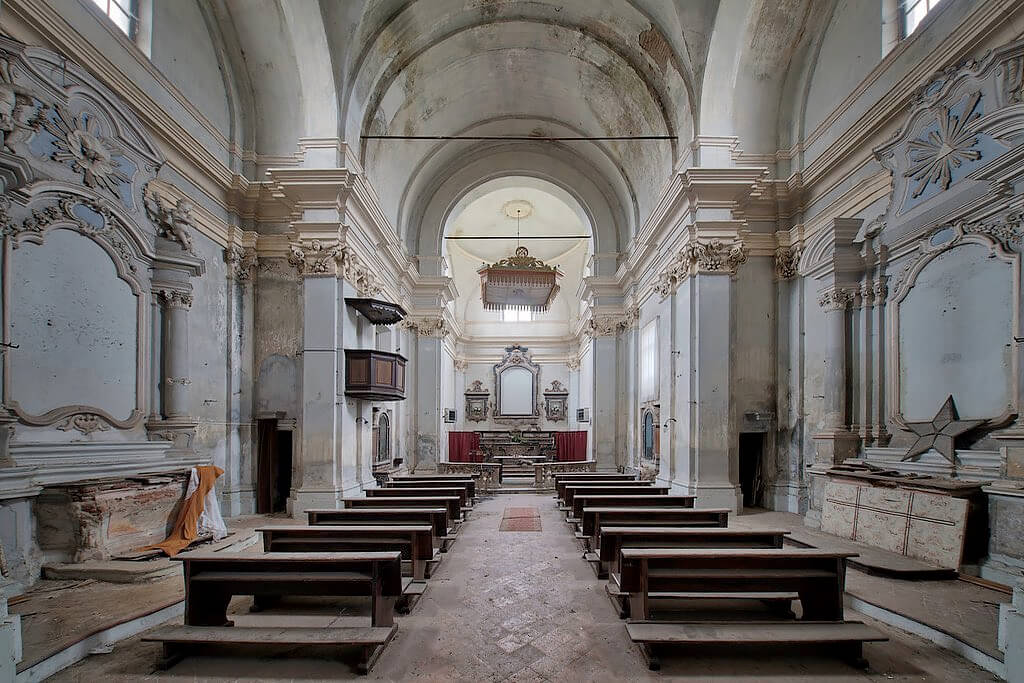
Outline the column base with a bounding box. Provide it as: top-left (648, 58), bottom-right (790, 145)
top-left (812, 429), bottom-right (860, 466)
top-left (221, 487), bottom-right (256, 517)
top-left (769, 480), bottom-right (808, 514)
top-left (669, 480), bottom-right (742, 512)
top-left (803, 464), bottom-right (830, 528)
top-left (290, 488), bottom-right (344, 519)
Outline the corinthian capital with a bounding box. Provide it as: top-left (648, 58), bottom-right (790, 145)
top-left (817, 286), bottom-right (857, 312)
top-left (654, 237), bottom-right (748, 297)
top-left (156, 288), bottom-right (193, 309)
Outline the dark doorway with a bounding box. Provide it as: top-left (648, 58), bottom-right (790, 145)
top-left (257, 419), bottom-right (293, 514)
top-left (738, 432), bottom-right (764, 508)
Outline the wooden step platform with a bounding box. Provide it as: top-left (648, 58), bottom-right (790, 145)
top-left (625, 620), bottom-right (887, 670)
top-left (143, 624), bottom-right (398, 674)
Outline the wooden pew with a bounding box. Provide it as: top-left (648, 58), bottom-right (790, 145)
top-left (143, 551), bottom-right (403, 674)
top-left (595, 527), bottom-right (788, 579)
top-left (619, 548), bottom-right (857, 622)
top-left (260, 525), bottom-right (436, 580)
top-left (384, 480), bottom-right (475, 503)
top-left (306, 508), bottom-right (451, 550)
top-left (618, 548), bottom-right (885, 670)
top-left (580, 507), bottom-right (729, 550)
top-left (343, 496), bottom-right (462, 523)
top-left (556, 477), bottom-right (645, 502)
top-left (553, 472), bottom-right (636, 487)
top-left (562, 482), bottom-right (660, 509)
top-left (387, 477), bottom-right (476, 499)
top-left (571, 492), bottom-right (685, 522)
top-left (366, 486), bottom-right (471, 512)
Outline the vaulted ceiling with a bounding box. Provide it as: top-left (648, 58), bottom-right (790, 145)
top-left (219, 0), bottom-right (826, 255)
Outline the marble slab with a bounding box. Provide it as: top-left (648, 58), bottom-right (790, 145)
top-left (821, 479), bottom-right (969, 569)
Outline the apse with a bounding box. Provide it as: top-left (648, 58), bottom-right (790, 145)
top-left (443, 177), bottom-right (593, 339)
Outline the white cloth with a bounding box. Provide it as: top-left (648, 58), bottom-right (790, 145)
top-left (184, 467), bottom-right (228, 540)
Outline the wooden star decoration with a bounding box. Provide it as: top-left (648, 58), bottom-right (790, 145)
top-left (901, 395), bottom-right (986, 464)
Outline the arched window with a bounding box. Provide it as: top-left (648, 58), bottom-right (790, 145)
top-left (641, 406), bottom-right (660, 464)
top-left (375, 412), bottom-right (391, 464)
top-left (89, 0), bottom-right (138, 38)
top-left (901, 0), bottom-right (943, 37)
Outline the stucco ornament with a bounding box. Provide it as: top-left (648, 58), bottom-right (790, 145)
top-left (400, 316), bottom-right (450, 338)
top-left (56, 413), bottom-right (111, 435)
top-left (901, 395), bottom-right (986, 465)
top-left (37, 106), bottom-right (129, 195)
top-left (904, 91), bottom-right (983, 198)
top-left (145, 193), bottom-right (196, 254)
top-left (0, 57), bottom-right (17, 153)
top-left (225, 245), bottom-right (258, 281)
top-left (774, 245), bottom-right (802, 280)
top-left (655, 237), bottom-right (748, 297)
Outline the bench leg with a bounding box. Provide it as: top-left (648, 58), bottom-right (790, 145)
top-left (372, 595), bottom-right (396, 627)
top-left (157, 642), bottom-right (185, 671)
top-left (628, 592), bottom-right (648, 621)
top-left (413, 559), bottom-right (426, 581)
top-left (841, 642), bottom-right (868, 669)
top-left (357, 644), bottom-right (386, 675)
top-left (597, 560), bottom-right (609, 580)
top-left (185, 590), bottom-right (232, 627)
top-left (637, 642), bottom-right (660, 671)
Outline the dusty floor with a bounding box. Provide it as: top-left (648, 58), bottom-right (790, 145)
top-left (51, 493), bottom-right (1000, 682)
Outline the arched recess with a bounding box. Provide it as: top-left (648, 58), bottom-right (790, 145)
top-left (698, 0), bottom-right (829, 155)
top-left (224, 0), bottom-right (339, 159)
top-left (409, 145), bottom-right (627, 275)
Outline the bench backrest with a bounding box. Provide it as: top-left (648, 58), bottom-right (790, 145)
top-left (260, 525), bottom-right (434, 560)
top-left (581, 506), bottom-right (729, 537)
top-left (176, 551), bottom-right (404, 596)
top-left (598, 527), bottom-right (787, 563)
top-left (562, 482), bottom-right (659, 506)
top-left (367, 486), bottom-right (467, 507)
top-left (305, 507), bottom-right (447, 537)
top-left (387, 478), bottom-right (475, 497)
top-left (343, 496), bottom-right (461, 520)
top-left (571, 491), bottom-right (680, 518)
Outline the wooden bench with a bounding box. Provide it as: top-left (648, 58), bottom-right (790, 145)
top-left (595, 527), bottom-right (788, 579)
top-left (571, 492), bottom-right (686, 522)
top-left (618, 548), bottom-right (858, 622)
top-left (387, 477), bottom-right (476, 499)
top-left (562, 482), bottom-right (660, 508)
top-left (625, 620), bottom-right (887, 671)
top-left (260, 525), bottom-right (436, 580)
top-left (580, 507), bottom-right (729, 550)
top-left (306, 508), bottom-right (452, 550)
top-left (556, 478), bottom-right (645, 502)
top-left (143, 551), bottom-right (404, 673)
top-left (366, 486), bottom-right (471, 512)
top-left (343, 496), bottom-right (462, 523)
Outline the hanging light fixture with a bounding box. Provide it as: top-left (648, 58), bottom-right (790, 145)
top-left (477, 207), bottom-right (562, 312)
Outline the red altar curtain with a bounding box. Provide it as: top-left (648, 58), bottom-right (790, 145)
top-left (555, 431), bottom-right (587, 461)
top-left (448, 431), bottom-right (480, 462)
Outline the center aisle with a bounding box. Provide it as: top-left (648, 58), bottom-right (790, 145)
top-left (371, 492), bottom-right (643, 681)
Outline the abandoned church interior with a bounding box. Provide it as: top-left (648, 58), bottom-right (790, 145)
top-left (1, 0), bottom-right (1024, 680)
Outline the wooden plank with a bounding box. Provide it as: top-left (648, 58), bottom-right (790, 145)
top-left (572, 494), bottom-right (691, 519)
top-left (626, 620), bottom-right (887, 644)
top-left (564, 484), bottom-right (666, 509)
top-left (619, 548), bottom-right (858, 560)
top-left (143, 625), bottom-right (397, 646)
top-left (174, 551), bottom-right (402, 563)
top-left (191, 571), bottom-right (373, 583)
top-left (581, 507), bottom-right (730, 541)
top-left (305, 508), bottom-right (449, 539)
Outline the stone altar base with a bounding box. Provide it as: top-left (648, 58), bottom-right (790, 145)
top-left (35, 471), bottom-right (191, 564)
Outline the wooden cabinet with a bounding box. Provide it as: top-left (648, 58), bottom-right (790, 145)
top-left (344, 350), bottom-right (407, 401)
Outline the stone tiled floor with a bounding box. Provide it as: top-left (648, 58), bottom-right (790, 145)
top-left (53, 493), bottom-right (999, 681)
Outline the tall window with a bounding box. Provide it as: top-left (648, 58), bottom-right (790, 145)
top-left (501, 309), bottom-right (534, 323)
top-left (89, 0), bottom-right (138, 39)
top-left (901, 0), bottom-right (942, 37)
top-left (640, 319), bottom-right (658, 402)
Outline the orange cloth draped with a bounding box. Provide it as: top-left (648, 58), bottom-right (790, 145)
top-left (142, 465), bottom-right (224, 557)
